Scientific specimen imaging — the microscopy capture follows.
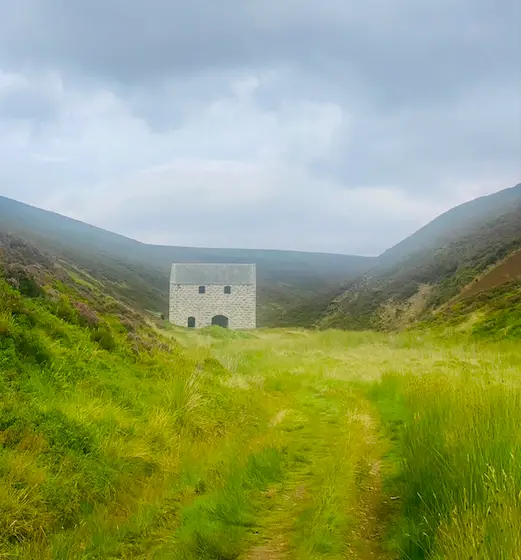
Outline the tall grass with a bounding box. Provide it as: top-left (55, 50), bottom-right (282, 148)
top-left (0, 279), bottom-right (280, 558)
top-left (370, 344), bottom-right (521, 559)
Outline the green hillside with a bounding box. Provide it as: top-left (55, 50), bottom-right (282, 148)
top-left (320, 183), bottom-right (521, 331)
top-left (0, 196), bottom-right (373, 326)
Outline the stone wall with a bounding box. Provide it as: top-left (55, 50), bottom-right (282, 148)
top-left (169, 283), bottom-right (256, 329)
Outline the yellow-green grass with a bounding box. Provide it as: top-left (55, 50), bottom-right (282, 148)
top-left (370, 343), bottom-right (521, 559)
top-left (2, 277), bottom-right (521, 559)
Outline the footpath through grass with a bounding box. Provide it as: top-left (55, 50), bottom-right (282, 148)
top-left (147, 327), bottom-right (396, 559)
top-left (2, 275), bottom-right (521, 559)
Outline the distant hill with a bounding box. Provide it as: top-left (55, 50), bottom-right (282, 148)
top-left (0, 195), bottom-right (373, 326)
top-left (319, 183), bottom-right (521, 330)
top-left (3, 183), bottom-right (521, 333)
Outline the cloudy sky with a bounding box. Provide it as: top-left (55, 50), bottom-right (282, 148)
top-left (0, 0), bottom-right (520, 255)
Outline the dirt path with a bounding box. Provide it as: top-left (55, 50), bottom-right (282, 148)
top-left (242, 391), bottom-right (395, 560)
top-left (344, 411), bottom-right (396, 560)
top-left (247, 482), bottom-right (308, 559)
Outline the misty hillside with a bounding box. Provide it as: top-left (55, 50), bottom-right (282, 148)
top-left (0, 196), bottom-right (372, 326)
top-left (320, 183), bottom-right (521, 330)
top-left (3, 183), bottom-right (521, 333)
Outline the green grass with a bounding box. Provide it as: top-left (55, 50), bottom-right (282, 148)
top-left (3, 275), bottom-right (521, 559)
top-left (367, 336), bottom-right (521, 559)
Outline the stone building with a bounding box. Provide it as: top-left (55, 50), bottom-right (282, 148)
top-left (169, 263), bottom-right (256, 330)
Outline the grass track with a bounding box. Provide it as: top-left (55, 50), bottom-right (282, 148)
top-left (172, 329), bottom-right (398, 559)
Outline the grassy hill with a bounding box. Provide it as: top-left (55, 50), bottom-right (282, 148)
top-left (0, 195), bottom-right (373, 326)
top-left (319, 182), bottom-right (521, 331)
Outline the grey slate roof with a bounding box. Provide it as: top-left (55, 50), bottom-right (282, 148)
top-left (170, 263), bottom-right (256, 285)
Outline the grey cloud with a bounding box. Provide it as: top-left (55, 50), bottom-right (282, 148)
top-left (323, 85), bottom-right (521, 191)
top-left (0, 73), bottom-right (62, 121)
top-left (3, 1), bottom-right (518, 138)
top-left (42, 160), bottom-right (455, 255)
top-left (0, 0), bottom-right (519, 254)
top-left (2, 1), bottom-right (519, 105)
top-left (0, 88), bottom-right (55, 121)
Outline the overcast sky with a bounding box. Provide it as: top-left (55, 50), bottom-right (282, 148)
top-left (1, 1), bottom-right (520, 255)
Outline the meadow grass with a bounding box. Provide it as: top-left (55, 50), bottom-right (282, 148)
top-left (2, 276), bottom-right (521, 558)
top-left (369, 338), bottom-right (521, 559)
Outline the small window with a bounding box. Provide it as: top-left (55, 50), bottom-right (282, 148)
top-left (198, 286), bottom-right (206, 294)
top-left (224, 285), bottom-right (231, 294)
top-left (187, 317), bottom-right (196, 328)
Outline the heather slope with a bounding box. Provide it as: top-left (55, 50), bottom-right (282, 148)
top-left (425, 249), bottom-right (521, 341)
top-left (320, 183), bottom-right (521, 330)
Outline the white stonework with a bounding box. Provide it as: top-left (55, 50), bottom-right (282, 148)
top-left (169, 263), bottom-right (256, 330)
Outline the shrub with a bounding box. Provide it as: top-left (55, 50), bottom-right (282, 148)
top-left (73, 302), bottom-right (100, 328)
top-left (4, 266), bottom-right (44, 298)
top-left (90, 327), bottom-right (116, 351)
top-left (5, 327), bottom-right (53, 366)
top-left (53, 297), bottom-right (79, 324)
top-left (0, 312), bottom-right (12, 336)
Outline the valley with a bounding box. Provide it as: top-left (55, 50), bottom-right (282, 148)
top-left (2, 266), bottom-right (521, 558)
top-left (0, 196), bottom-right (372, 328)
top-left (3, 182), bottom-right (520, 332)
top-left (1, 183), bottom-right (521, 558)
top-left (1, 0), bottom-right (519, 556)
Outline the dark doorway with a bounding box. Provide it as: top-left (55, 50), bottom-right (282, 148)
top-left (211, 315), bottom-right (229, 328)
top-left (224, 285), bottom-right (231, 294)
top-left (187, 316), bottom-right (196, 328)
